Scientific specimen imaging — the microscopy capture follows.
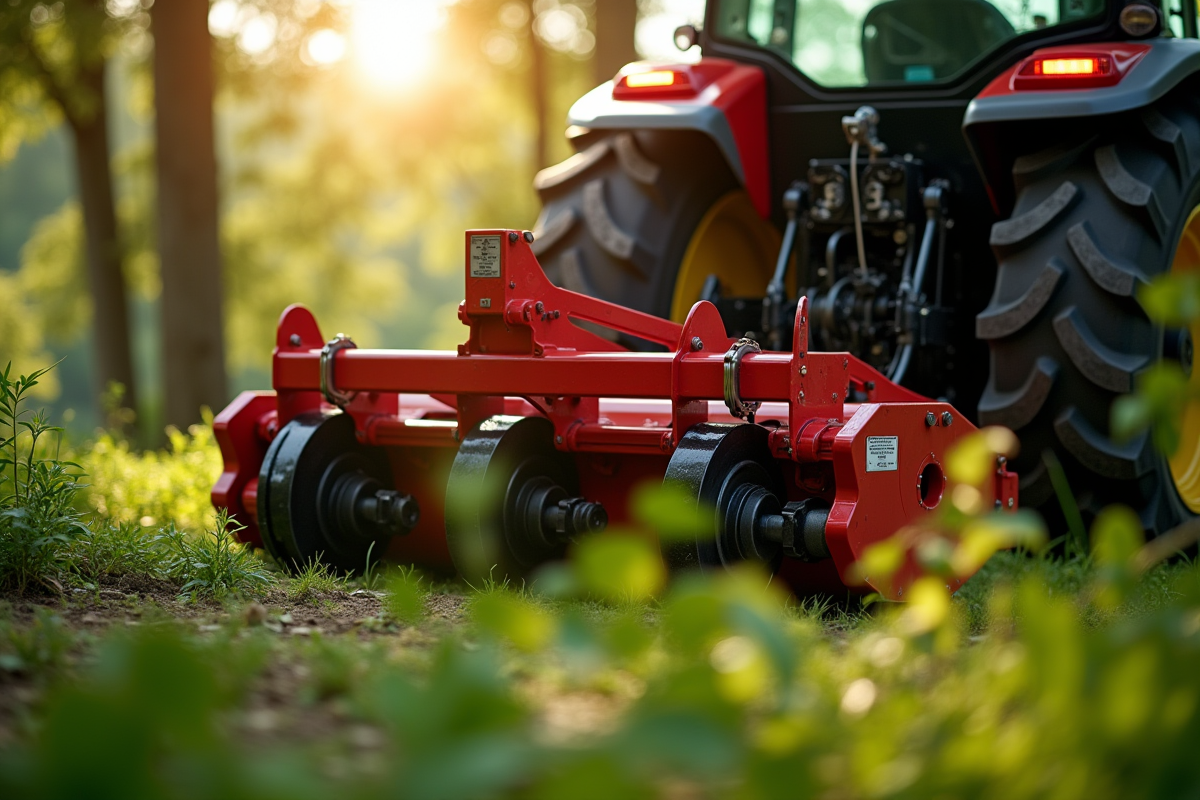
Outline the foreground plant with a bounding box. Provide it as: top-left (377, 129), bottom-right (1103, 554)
top-left (156, 509), bottom-right (273, 601)
top-left (0, 362), bottom-right (86, 594)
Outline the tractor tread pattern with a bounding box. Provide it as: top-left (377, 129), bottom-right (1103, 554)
top-left (1017, 459), bottom-right (1056, 509)
top-left (1095, 144), bottom-right (1167, 240)
top-left (1054, 407), bottom-right (1153, 480)
top-left (978, 356), bottom-right (1058, 430)
top-left (613, 133), bottom-right (662, 188)
top-left (531, 208), bottom-right (578, 257)
top-left (975, 259), bottom-right (1064, 339)
top-left (1012, 138), bottom-right (1095, 189)
top-left (582, 180), bottom-right (644, 273)
top-left (989, 181), bottom-right (1078, 247)
top-left (558, 247), bottom-right (598, 297)
top-left (1141, 108), bottom-right (1191, 178)
top-left (1066, 221), bottom-right (1145, 296)
top-left (533, 140), bottom-right (611, 191)
top-left (1052, 307), bottom-right (1148, 393)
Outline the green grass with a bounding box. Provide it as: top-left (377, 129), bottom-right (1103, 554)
top-left (156, 510), bottom-right (274, 602)
top-left (69, 519), bottom-right (162, 586)
top-left (286, 557), bottom-right (345, 605)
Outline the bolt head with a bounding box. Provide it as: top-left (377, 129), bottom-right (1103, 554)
top-left (941, 411), bottom-right (953, 426)
top-left (925, 412), bottom-right (936, 427)
top-left (523, 230), bottom-right (535, 243)
top-left (289, 333), bottom-right (302, 346)
top-left (800, 365), bottom-right (807, 375)
top-left (690, 336), bottom-right (704, 351)
top-left (1007, 497), bottom-right (1015, 508)
top-left (508, 231), bottom-right (518, 243)
top-left (555, 435), bottom-right (563, 444)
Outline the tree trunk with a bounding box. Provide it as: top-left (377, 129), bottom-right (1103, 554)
top-left (528, 0), bottom-right (549, 171)
top-left (71, 63), bottom-right (138, 413)
top-left (593, 0), bottom-right (639, 85)
top-left (152, 0), bottom-right (228, 429)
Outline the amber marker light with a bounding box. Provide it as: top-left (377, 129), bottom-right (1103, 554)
top-left (624, 70), bottom-right (678, 88)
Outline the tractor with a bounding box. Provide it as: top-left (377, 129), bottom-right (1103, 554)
top-left (212, 0), bottom-right (1200, 596)
top-left (531, 0), bottom-right (1200, 538)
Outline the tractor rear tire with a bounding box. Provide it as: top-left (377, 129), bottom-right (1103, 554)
top-left (531, 129), bottom-right (777, 332)
top-left (979, 95), bottom-right (1200, 536)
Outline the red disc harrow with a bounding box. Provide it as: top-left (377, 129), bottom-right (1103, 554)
top-left (212, 229), bottom-right (1017, 598)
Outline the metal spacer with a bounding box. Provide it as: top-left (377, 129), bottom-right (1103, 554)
top-left (320, 333), bottom-right (358, 407)
top-left (723, 337), bottom-right (762, 422)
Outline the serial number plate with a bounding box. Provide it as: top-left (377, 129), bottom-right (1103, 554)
top-left (470, 235), bottom-right (501, 278)
top-left (865, 436), bottom-right (898, 472)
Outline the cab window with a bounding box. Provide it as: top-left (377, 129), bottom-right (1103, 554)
top-left (715, 0), bottom-right (1108, 87)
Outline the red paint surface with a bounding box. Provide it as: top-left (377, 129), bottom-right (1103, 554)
top-left (612, 59), bottom-right (772, 219)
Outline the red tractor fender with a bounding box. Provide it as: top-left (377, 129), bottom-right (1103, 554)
top-left (567, 58), bottom-right (772, 219)
top-left (964, 38), bottom-right (1200, 215)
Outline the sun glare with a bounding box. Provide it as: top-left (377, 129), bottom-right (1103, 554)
top-left (352, 0), bottom-right (447, 90)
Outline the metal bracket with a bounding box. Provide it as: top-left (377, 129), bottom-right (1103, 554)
top-left (840, 105), bottom-right (886, 156)
top-left (723, 337), bottom-right (762, 422)
top-left (320, 334), bottom-right (358, 407)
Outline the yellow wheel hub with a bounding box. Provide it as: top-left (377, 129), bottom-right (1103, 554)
top-left (670, 190), bottom-right (783, 323)
top-left (1169, 205), bottom-right (1200, 513)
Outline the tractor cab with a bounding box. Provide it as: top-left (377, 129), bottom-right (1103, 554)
top-left (714, 0), bottom-right (1118, 88)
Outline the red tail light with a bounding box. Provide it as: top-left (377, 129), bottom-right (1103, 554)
top-left (1032, 57), bottom-right (1110, 76)
top-left (1010, 45), bottom-right (1149, 90)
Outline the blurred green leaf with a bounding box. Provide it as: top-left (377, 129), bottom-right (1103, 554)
top-left (630, 481), bottom-right (714, 542)
top-left (946, 431), bottom-right (994, 486)
top-left (1113, 363), bottom-right (1190, 456)
top-left (470, 591), bottom-right (555, 652)
top-left (664, 582), bottom-right (725, 655)
top-left (385, 567), bottom-right (428, 624)
top-left (1139, 272), bottom-right (1200, 326)
top-left (898, 577), bottom-right (950, 635)
top-left (853, 538), bottom-right (905, 584)
top-left (1092, 505), bottom-right (1142, 567)
top-left (572, 534), bottom-right (665, 602)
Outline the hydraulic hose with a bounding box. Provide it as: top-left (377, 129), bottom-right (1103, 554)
top-left (849, 141), bottom-right (868, 280)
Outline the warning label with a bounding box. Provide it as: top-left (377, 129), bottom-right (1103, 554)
top-left (865, 436), bottom-right (898, 472)
top-left (470, 235), bottom-right (501, 278)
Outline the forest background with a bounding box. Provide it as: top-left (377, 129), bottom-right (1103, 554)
top-left (0, 0), bottom-right (702, 440)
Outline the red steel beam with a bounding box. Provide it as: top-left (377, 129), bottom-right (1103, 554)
top-left (278, 349), bottom-right (802, 402)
